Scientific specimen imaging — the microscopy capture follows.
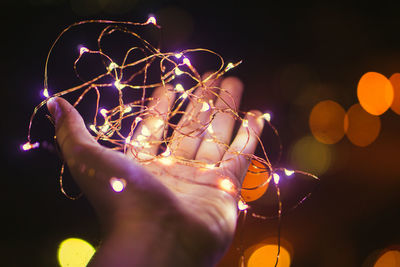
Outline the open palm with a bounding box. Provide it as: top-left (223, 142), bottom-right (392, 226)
top-left (48, 75), bottom-right (264, 266)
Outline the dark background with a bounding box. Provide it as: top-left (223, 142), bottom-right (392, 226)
top-left (3, 0), bottom-right (400, 266)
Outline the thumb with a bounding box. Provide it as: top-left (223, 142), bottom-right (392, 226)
top-left (47, 97), bottom-right (98, 160)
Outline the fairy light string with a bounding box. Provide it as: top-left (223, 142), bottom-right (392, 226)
top-left (22, 16), bottom-right (320, 265)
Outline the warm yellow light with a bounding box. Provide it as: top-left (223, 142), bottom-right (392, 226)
top-left (159, 156), bottom-right (174, 165)
top-left (273, 173), bottom-right (280, 184)
top-left (262, 113), bottom-right (271, 122)
top-left (175, 67), bottom-right (184, 76)
top-left (108, 62), bottom-right (118, 71)
top-left (146, 16), bottom-right (157, 25)
top-left (21, 141), bottom-right (39, 151)
top-left (114, 80), bottom-right (125, 90)
top-left (238, 199), bottom-right (249, 211)
top-left (109, 177), bottom-right (126, 193)
top-left (135, 116), bottom-right (143, 123)
top-left (219, 178), bottom-right (235, 192)
top-left (42, 88), bottom-right (49, 98)
top-left (389, 73), bottom-right (400, 115)
top-left (225, 62), bottom-right (235, 71)
top-left (357, 72), bottom-right (394, 115)
top-left (79, 47), bottom-right (89, 55)
top-left (241, 160), bottom-right (270, 202)
top-left (200, 102), bottom-right (210, 112)
top-left (174, 53), bottom-right (183, 59)
top-left (207, 124), bottom-right (214, 134)
top-left (205, 163), bottom-right (216, 170)
top-left (100, 108), bottom-right (107, 117)
top-left (309, 100), bottom-right (346, 144)
top-left (57, 237), bottom-right (95, 267)
top-left (374, 249), bottom-right (400, 267)
top-left (344, 103), bottom-right (381, 147)
top-left (161, 147), bottom-right (171, 157)
top-left (247, 244), bottom-right (291, 267)
top-left (175, 83), bottom-right (185, 92)
top-left (242, 119), bottom-right (249, 128)
top-left (284, 169), bottom-right (294, 176)
top-left (183, 57), bottom-right (191, 66)
top-left (124, 106), bottom-right (132, 113)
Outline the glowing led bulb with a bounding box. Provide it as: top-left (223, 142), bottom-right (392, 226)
top-left (225, 62), bottom-right (235, 71)
top-left (42, 88), bottom-right (49, 98)
top-left (108, 62), bottom-right (118, 71)
top-left (219, 178), bottom-right (235, 192)
top-left (183, 57), bottom-right (191, 66)
top-left (159, 156), bottom-right (173, 165)
top-left (175, 83), bottom-right (185, 93)
top-left (207, 124), bottom-right (215, 134)
top-left (262, 112), bottom-right (271, 122)
top-left (284, 169), bottom-right (294, 176)
top-left (200, 102), bottom-right (210, 112)
top-left (238, 199), bottom-right (249, 211)
top-left (21, 142), bottom-right (39, 151)
top-left (161, 147), bottom-right (171, 157)
top-left (175, 53), bottom-right (183, 59)
top-left (100, 108), bottom-right (107, 117)
top-left (181, 91), bottom-right (189, 99)
top-left (175, 67), bottom-right (184, 76)
top-left (109, 177), bottom-right (126, 193)
top-left (114, 80), bottom-right (125, 90)
top-left (146, 16), bottom-right (157, 25)
top-left (89, 124), bottom-right (97, 132)
top-left (79, 46), bottom-right (89, 55)
top-left (124, 106), bottom-right (132, 113)
top-left (100, 124), bottom-right (110, 133)
top-left (242, 119), bottom-right (249, 128)
top-left (125, 136), bottom-right (131, 144)
top-left (135, 117), bottom-right (143, 123)
top-left (273, 173), bottom-right (280, 184)
top-left (205, 163), bottom-right (216, 170)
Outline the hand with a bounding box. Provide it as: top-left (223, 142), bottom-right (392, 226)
top-left (47, 75), bottom-right (264, 267)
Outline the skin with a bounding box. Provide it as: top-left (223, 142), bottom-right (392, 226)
top-left (47, 75), bottom-right (264, 267)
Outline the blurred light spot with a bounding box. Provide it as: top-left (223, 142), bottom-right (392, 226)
top-left (374, 249), bottom-right (400, 267)
top-left (219, 178), bottom-right (235, 192)
top-left (389, 73), bottom-right (400, 115)
top-left (290, 136), bottom-right (332, 175)
top-left (309, 100), bottom-right (346, 144)
top-left (246, 243), bottom-right (291, 267)
top-left (241, 160), bottom-right (270, 202)
top-left (58, 238), bottom-right (95, 267)
top-left (344, 103), bottom-right (381, 147)
top-left (109, 177), bottom-right (126, 192)
top-left (357, 72), bottom-right (394, 115)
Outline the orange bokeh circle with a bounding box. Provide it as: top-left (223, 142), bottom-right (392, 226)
top-left (357, 72), bottom-right (394, 115)
top-left (241, 160), bottom-right (270, 202)
top-left (389, 73), bottom-right (400, 115)
top-left (309, 100), bottom-right (346, 144)
top-left (344, 103), bottom-right (381, 147)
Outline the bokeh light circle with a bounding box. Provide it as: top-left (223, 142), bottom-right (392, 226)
top-left (243, 240), bottom-right (292, 267)
top-left (241, 160), bottom-right (270, 202)
top-left (58, 238), bottom-right (96, 267)
top-left (389, 73), bottom-right (400, 115)
top-left (374, 249), bottom-right (400, 267)
top-left (290, 135), bottom-right (332, 175)
top-left (357, 72), bottom-right (394, 115)
top-left (344, 103), bottom-right (381, 147)
top-left (309, 100), bottom-right (346, 144)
